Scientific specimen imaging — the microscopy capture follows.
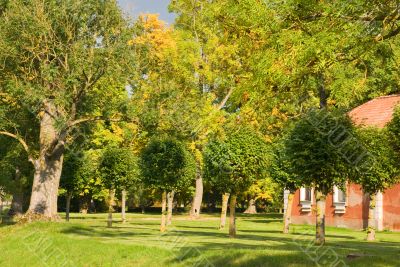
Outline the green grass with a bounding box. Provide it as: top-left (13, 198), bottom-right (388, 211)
top-left (0, 212), bottom-right (399, 266)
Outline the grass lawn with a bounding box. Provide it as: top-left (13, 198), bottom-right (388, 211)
top-left (0, 212), bottom-right (399, 267)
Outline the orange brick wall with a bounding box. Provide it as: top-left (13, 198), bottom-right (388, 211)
top-left (291, 184), bottom-right (371, 230)
top-left (383, 184), bottom-right (400, 230)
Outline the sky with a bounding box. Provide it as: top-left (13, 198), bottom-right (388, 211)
top-left (117, 0), bottom-right (175, 24)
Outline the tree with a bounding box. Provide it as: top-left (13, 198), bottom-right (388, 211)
top-left (60, 152), bottom-right (81, 222)
top-left (99, 146), bottom-right (138, 227)
top-left (130, 13), bottom-right (227, 219)
top-left (284, 109), bottom-right (359, 244)
top-left (270, 139), bottom-right (301, 234)
top-left (140, 138), bottom-right (196, 232)
top-left (0, 0), bottom-right (133, 218)
top-left (204, 127), bottom-right (269, 237)
top-left (355, 127), bottom-right (399, 241)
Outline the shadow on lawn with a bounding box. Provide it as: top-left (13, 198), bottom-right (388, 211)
top-left (61, 224), bottom-right (154, 239)
top-left (167, 237), bottom-right (400, 267)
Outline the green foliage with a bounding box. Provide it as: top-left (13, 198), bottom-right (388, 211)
top-left (0, 137), bottom-right (33, 196)
top-left (269, 139), bottom-right (300, 193)
top-left (357, 127), bottom-right (400, 194)
top-left (99, 147), bottom-right (139, 190)
top-left (140, 137), bottom-right (196, 192)
top-left (0, 0), bottom-right (134, 158)
top-left (284, 109), bottom-right (358, 194)
top-left (204, 127), bottom-right (270, 194)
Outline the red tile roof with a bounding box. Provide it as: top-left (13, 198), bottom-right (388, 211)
top-left (349, 95), bottom-right (400, 128)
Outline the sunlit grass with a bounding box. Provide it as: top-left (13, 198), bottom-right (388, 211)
top-left (0, 212), bottom-right (399, 266)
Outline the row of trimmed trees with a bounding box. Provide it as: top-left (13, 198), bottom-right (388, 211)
top-left (272, 108), bottom-right (400, 244)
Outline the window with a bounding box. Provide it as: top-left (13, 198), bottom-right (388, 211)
top-left (333, 185), bottom-right (346, 203)
top-left (300, 187), bottom-right (312, 202)
top-left (333, 185), bottom-right (347, 214)
top-left (300, 187), bottom-right (312, 212)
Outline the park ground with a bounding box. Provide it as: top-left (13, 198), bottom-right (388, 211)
top-left (0, 213), bottom-right (399, 267)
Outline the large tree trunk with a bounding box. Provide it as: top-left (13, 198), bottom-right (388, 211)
top-left (27, 101), bottom-right (65, 219)
top-left (107, 189), bottom-right (115, 228)
top-left (65, 192), bottom-right (72, 222)
top-left (219, 193), bottom-right (230, 229)
top-left (167, 190), bottom-right (175, 226)
top-left (190, 165), bottom-right (203, 218)
top-left (283, 192), bottom-right (294, 234)
top-left (229, 194), bottom-right (237, 238)
top-left (367, 193), bottom-right (376, 241)
top-left (315, 191), bottom-right (326, 245)
top-left (160, 191), bottom-right (167, 232)
top-left (121, 189), bottom-right (126, 223)
top-left (244, 198), bottom-right (257, 214)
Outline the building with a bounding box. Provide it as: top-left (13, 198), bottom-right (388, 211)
top-left (287, 95), bottom-right (400, 231)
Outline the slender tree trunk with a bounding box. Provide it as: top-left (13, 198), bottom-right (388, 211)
top-left (107, 189), bottom-right (115, 228)
top-left (167, 191), bottom-right (175, 226)
top-left (66, 192), bottom-right (72, 222)
top-left (28, 101), bottom-right (65, 218)
top-left (190, 164), bottom-right (203, 218)
top-left (121, 189), bottom-right (126, 223)
top-left (244, 198), bottom-right (257, 214)
top-left (283, 192), bottom-right (294, 234)
top-left (219, 193), bottom-right (230, 229)
top-left (315, 191), bottom-right (326, 245)
top-left (8, 168), bottom-right (23, 216)
top-left (229, 194), bottom-right (237, 238)
top-left (79, 196), bottom-right (89, 214)
top-left (189, 177), bottom-right (203, 218)
top-left (0, 195), bottom-right (3, 216)
top-left (160, 191), bottom-right (167, 232)
top-left (367, 193), bottom-right (376, 241)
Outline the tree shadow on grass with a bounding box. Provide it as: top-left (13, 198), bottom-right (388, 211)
top-left (166, 236), bottom-right (400, 267)
top-left (61, 224), bottom-right (154, 239)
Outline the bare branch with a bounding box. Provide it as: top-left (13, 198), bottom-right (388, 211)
top-left (217, 88), bottom-right (234, 110)
top-left (0, 131), bottom-right (35, 165)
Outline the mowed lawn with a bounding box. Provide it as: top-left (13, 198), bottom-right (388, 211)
top-left (0, 213), bottom-right (399, 267)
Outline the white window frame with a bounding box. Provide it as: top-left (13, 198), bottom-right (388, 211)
top-left (333, 185), bottom-right (347, 214)
top-left (299, 187), bottom-right (313, 212)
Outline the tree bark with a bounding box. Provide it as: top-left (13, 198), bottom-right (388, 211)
top-left (167, 190), bottom-right (175, 226)
top-left (283, 192), bottom-right (294, 234)
top-left (121, 189), bottom-right (126, 223)
top-left (66, 192), bottom-right (72, 222)
top-left (219, 193), bottom-right (230, 229)
top-left (189, 169), bottom-right (203, 219)
top-left (107, 189), bottom-right (115, 228)
top-left (160, 191), bottom-right (167, 232)
top-left (229, 194), bottom-right (237, 238)
top-left (367, 193), bottom-right (376, 241)
top-left (27, 101), bottom-right (65, 218)
top-left (244, 198), bottom-right (257, 214)
top-left (315, 191), bottom-right (326, 245)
